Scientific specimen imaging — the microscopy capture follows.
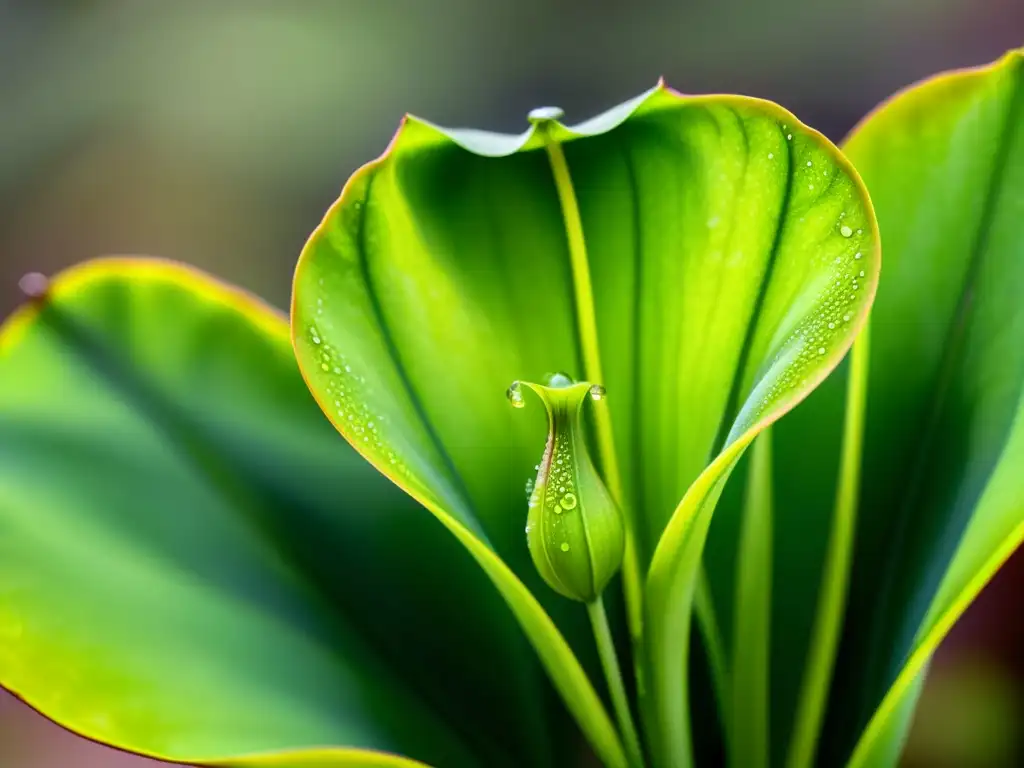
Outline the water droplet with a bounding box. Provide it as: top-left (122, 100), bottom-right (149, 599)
top-left (787, 133), bottom-right (793, 140)
top-left (507, 381), bottom-right (525, 408)
top-left (809, 184), bottom-right (815, 190)
top-left (548, 372), bottom-right (574, 388)
top-left (806, 160), bottom-right (813, 167)
top-left (320, 363), bottom-right (329, 371)
top-left (859, 270), bottom-right (865, 277)
top-left (589, 384), bottom-right (606, 401)
top-left (528, 106), bottom-right (565, 122)
top-left (843, 313), bottom-right (851, 322)
top-left (18, 272), bottom-right (49, 298)
top-left (560, 492), bottom-right (578, 510)
top-left (560, 543), bottom-right (570, 552)
top-left (855, 252), bottom-right (862, 260)
top-left (857, 229), bottom-right (863, 235)
top-left (768, 152), bottom-right (774, 159)
top-left (828, 322), bottom-right (835, 329)
top-left (818, 347), bottom-right (826, 355)
top-left (840, 225), bottom-right (853, 237)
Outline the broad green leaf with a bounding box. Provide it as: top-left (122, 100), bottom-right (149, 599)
top-left (292, 85), bottom-right (879, 768)
top-left (0, 258), bottom-right (562, 768)
top-left (704, 48), bottom-right (1024, 768)
top-left (838, 49), bottom-right (1024, 767)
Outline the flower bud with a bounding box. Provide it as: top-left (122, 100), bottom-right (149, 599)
top-left (508, 373), bottom-right (624, 603)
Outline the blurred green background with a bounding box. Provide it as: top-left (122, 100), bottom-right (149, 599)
top-left (0, 1), bottom-right (1020, 766)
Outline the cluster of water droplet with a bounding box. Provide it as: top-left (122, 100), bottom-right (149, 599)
top-left (508, 378), bottom-right (608, 555)
top-left (744, 206), bottom-right (871, 430)
top-left (307, 319), bottom-right (408, 477)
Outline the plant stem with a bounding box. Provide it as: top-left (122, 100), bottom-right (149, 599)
top-left (731, 429), bottom-right (773, 768)
top-left (786, 325), bottom-right (870, 768)
top-left (541, 127), bottom-right (644, 645)
top-left (588, 596), bottom-right (646, 768)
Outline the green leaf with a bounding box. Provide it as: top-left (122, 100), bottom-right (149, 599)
top-left (703, 48), bottom-right (1024, 768)
top-left (0, 259), bottom-right (560, 768)
top-left (838, 48), bottom-right (1024, 767)
top-left (292, 85), bottom-right (879, 768)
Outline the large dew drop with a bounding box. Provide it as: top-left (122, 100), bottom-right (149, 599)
top-left (506, 381), bottom-right (525, 408)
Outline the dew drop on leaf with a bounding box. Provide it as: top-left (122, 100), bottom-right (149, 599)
top-left (507, 381), bottom-right (525, 408)
top-left (548, 372), bottom-right (574, 388)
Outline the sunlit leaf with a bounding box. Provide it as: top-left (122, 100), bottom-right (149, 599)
top-left (0, 259), bottom-right (562, 768)
top-left (838, 48), bottom-right (1024, 768)
top-left (292, 85), bottom-right (878, 768)
top-left (703, 48), bottom-right (1024, 768)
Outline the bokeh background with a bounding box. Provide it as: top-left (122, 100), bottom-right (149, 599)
top-left (0, 1), bottom-right (1021, 766)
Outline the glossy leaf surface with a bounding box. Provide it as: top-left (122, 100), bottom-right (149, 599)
top-left (838, 48), bottom-right (1024, 767)
top-left (292, 86), bottom-right (879, 768)
top-left (704, 49), bottom-right (1024, 768)
top-left (0, 259), bottom-right (560, 768)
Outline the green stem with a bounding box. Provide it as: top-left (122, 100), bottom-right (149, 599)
top-left (731, 429), bottom-right (773, 768)
top-left (588, 596), bottom-right (646, 768)
top-left (785, 325), bottom-right (871, 768)
top-left (694, 568), bottom-right (731, 738)
top-left (541, 126), bottom-right (644, 645)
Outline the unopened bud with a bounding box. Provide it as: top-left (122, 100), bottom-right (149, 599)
top-left (508, 373), bottom-right (624, 603)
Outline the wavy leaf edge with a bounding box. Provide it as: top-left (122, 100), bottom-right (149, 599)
top-left (292, 81), bottom-right (881, 768)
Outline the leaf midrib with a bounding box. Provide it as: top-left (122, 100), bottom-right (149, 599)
top-left (708, 118), bottom-right (796, 460)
